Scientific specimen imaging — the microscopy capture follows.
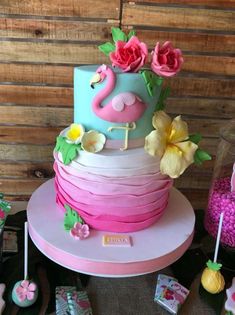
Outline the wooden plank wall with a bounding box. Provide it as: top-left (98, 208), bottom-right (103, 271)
top-left (0, 0), bottom-right (234, 209)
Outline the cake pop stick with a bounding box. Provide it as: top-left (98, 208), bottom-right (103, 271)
top-left (213, 212), bottom-right (224, 263)
top-left (201, 212), bottom-right (225, 294)
top-left (12, 222), bottom-right (38, 307)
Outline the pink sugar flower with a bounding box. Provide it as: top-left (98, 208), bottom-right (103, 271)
top-left (70, 222), bottom-right (90, 240)
top-left (151, 41), bottom-right (183, 77)
top-left (110, 36), bottom-right (148, 73)
top-left (16, 280), bottom-right (37, 302)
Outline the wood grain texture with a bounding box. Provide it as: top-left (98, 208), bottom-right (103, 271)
top-left (0, 63), bottom-right (73, 85)
top-left (182, 55), bottom-right (235, 76)
top-left (128, 0), bottom-right (235, 8)
top-left (0, 18), bottom-right (116, 41)
top-left (166, 98), bottom-right (235, 119)
top-left (123, 28), bottom-right (235, 54)
top-left (0, 41), bottom-right (108, 64)
top-left (0, 178), bottom-right (47, 195)
top-left (0, 144), bottom-right (54, 161)
top-left (0, 126), bottom-right (61, 144)
top-left (122, 3), bottom-right (235, 31)
top-left (168, 76), bottom-right (235, 98)
top-left (0, 85), bottom-right (72, 106)
top-left (0, 162), bottom-right (53, 178)
top-left (0, 0), bottom-right (120, 19)
top-left (0, 106), bottom-right (72, 126)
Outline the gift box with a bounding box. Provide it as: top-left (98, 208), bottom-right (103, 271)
top-left (56, 286), bottom-right (92, 315)
top-left (154, 274), bottom-right (189, 314)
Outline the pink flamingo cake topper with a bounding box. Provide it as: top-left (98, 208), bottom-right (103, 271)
top-left (90, 64), bottom-right (147, 150)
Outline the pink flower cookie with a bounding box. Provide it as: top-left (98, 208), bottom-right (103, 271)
top-left (151, 41), bottom-right (183, 77)
top-left (15, 280), bottom-right (37, 302)
top-left (70, 222), bottom-right (90, 240)
top-left (225, 277), bottom-right (235, 314)
top-left (110, 36), bottom-right (148, 73)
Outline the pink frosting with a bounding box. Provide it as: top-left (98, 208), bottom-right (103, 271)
top-left (151, 41), bottom-right (183, 77)
top-left (110, 36), bottom-right (148, 73)
top-left (54, 155), bottom-right (172, 232)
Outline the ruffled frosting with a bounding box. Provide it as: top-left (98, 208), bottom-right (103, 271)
top-left (54, 147), bottom-right (172, 232)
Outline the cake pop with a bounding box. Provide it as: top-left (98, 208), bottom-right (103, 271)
top-left (201, 212), bottom-right (225, 294)
top-left (11, 222), bottom-right (38, 307)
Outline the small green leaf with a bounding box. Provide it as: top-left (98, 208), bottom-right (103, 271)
top-left (111, 27), bottom-right (127, 42)
top-left (194, 148), bottom-right (212, 165)
top-left (141, 70), bottom-right (163, 97)
top-left (98, 42), bottom-right (115, 56)
top-left (155, 86), bottom-right (170, 111)
top-left (55, 136), bottom-right (81, 165)
top-left (127, 29), bottom-right (136, 40)
top-left (188, 133), bottom-right (202, 144)
top-left (0, 193), bottom-right (4, 199)
top-left (64, 205), bottom-right (84, 231)
top-left (206, 260), bottom-right (222, 271)
top-left (0, 200), bottom-right (11, 212)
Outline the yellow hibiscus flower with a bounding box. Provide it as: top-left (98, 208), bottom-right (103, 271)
top-left (145, 111), bottom-right (198, 178)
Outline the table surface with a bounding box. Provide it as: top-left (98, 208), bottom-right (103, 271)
top-left (27, 179), bottom-right (195, 277)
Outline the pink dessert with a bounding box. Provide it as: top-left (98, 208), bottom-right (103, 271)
top-left (205, 177), bottom-right (235, 248)
top-left (53, 28), bottom-right (209, 235)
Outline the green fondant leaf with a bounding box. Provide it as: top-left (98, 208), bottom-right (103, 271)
top-left (64, 204), bottom-right (84, 231)
top-left (155, 86), bottom-right (170, 111)
top-left (111, 27), bottom-right (127, 42)
top-left (0, 199), bottom-right (11, 213)
top-left (127, 29), bottom-right (136, 40)
top-left (194, 148), bottom-right (212, 165)
top-left (141, 70), bottom-right (163, 97)
top-left (206, 260), bottom-right (222, 271)
top-left (98, 42), bottom-right (115, 56)
top-left (0, 193), bottom-right (4, 199)
top-left (55, 136), bottom-right (81, 165)
top-left (188, 133), bottom-right (202, 144)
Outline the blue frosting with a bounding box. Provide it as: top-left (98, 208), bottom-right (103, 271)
top-left (74, 65), bottom-right (161, 140)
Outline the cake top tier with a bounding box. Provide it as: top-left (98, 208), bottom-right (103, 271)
top-left (55, 27), bottom-right (211, 179)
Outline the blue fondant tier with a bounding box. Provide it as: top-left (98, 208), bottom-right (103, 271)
top-left (74, 65), bottom-right (161, 144)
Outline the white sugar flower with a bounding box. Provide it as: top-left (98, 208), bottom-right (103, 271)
top-left (81, 130), bottom-right (106, 153)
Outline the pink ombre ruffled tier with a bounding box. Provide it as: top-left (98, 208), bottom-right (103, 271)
top-left (54, 149), bottom-right (172, 232)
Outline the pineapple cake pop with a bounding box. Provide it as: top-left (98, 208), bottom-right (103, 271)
top-left (201, 212), bottom-right (225, 294)
top-left (11, 222), bottom-right (38, 307)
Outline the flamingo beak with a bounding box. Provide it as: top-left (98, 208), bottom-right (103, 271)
top-left (90, 73), bottom-right (101, 89)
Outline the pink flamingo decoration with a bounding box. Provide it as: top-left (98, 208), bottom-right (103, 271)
top-left (90, 64), bottom-right (147, 150)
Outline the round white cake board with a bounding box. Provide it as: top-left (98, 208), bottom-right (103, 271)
top-left (27, 179), bottom-right (195, 277)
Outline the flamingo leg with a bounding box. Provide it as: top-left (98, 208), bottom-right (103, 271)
top-left (107, 122), bottom-right (136, 151)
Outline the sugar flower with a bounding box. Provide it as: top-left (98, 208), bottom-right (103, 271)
top-left (66, 123), bottom-right (85, 144)
top-left (145, 111), bottom-right (198, 178)
top-left (151, 41), bottom-right (183, 77)
top-left (81, 130), bottom-right (106, 153)
top-left (16, 280), bottom-right (37, 302)
top-left (70, 222), bottom-right (90, 240)
top-left (225, 277), bottom-right (235, 313)
top-left (110, 36), bottom-right (148, 73)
